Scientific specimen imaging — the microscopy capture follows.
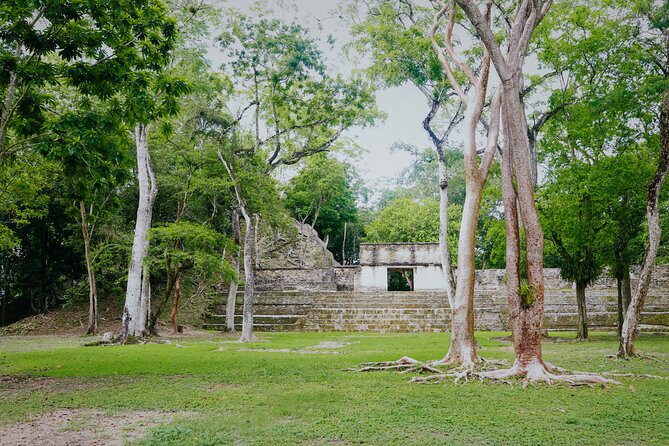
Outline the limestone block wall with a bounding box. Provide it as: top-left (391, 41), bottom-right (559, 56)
top-left (205, 265), bottom-right (669, 332)
top-left (359, 243), bottom-right (441, 266)
top-left (255, 268), bottom-right (337, 292)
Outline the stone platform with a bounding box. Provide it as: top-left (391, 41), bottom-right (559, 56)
top-left (204, 266), bottom-right (669, 332)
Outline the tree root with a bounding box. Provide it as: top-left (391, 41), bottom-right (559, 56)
top-left (346, 356), bottom-right (623, 387)
top-left (343, 356), bottom-right (444, 374)
top-left (609, 353), bottom-right (661, 361)
top-left (595, 372), bottom-right (664, 380)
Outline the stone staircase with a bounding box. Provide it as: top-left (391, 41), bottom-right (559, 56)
top-left (203, 290), bottom-right (509, 332)
top-left (203, 287), bottom-right (669, 332)
top-left (303, 292), bottom-right (450, 332)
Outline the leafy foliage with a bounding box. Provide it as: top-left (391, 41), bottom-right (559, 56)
top-left (284, 154), bottom-right (362, 263)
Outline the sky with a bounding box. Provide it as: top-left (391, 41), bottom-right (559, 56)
top-left (209, 0), bottom-right (435, 193)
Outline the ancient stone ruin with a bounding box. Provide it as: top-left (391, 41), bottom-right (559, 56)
top-left (206, 234), bottom-right (669, 332)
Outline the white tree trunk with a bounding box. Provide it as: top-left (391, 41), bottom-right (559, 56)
top-left (226, 209), bottom-right (241, 332)
top-left (430, 1), bottom-right (502, 366)
top-left (218, 154), bottom-right (258, 343)
top-left (120, 124), bottom-right (157, 340)
top-left (439, 105), bottom-right (486, 366)
top-left (438, 161), bottom-right (456, 307)
top-left (138, 263), bottom-right (151, 331)
top-left (619, 91), bottom-right (669, 357)
top-left (239, 211), bottom-right (258, 342)
top-left (80, 200), bottom-right (97, 335)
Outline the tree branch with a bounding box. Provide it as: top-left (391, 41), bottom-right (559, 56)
top-left (430, 1), bottom-right (468, 103)
top-left (479, 88), bottom-right (503, 180)
top-left (456, 0), bottom-right (511, 81)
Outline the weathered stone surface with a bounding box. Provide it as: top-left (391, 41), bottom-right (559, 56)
top-left (255, 268), bottom-right (337, 292)
top-left (258, 220), bottom-right (338, 269)
top-left (359, 243), bottom-right (441, 266)
top-left (205, 266), bottom-right (669, 332)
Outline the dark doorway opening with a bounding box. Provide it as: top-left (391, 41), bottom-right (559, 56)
top-left (387, 268), bottom-right (414, 291)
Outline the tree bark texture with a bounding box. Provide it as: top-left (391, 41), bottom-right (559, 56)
top-left (575, 281), bottom-right (588, 340)
top-left (501, 74), bottom-right (546, 372)
top-left (239, 211), bottom-right (258, 342)
top-left (430, 1), bottom-right (502, 366)
top-left (442, 109), bottom-right (484, 366)
top-left (170, 274), bottom-right (181, 333)
top-left (438, 160), bottom-right (456, 308)
top-left (619, 91), bottom-right (669, 357)
top-left (121, 124), bottom-right (157, 341)
top-left (616, 268), bottom-right (632, 338)
top-left (226, 208), bottom-right (241, 332)
top-left (80, 200), bottom-right (98, 335)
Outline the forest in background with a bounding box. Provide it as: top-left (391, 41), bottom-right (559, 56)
top-left (0, 0), bottom-right (666, 352)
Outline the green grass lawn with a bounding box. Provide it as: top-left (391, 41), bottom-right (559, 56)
top-left (1, 331), bottom-right (668, 445)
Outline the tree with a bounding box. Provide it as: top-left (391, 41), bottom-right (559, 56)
top-left (429, 0), bottom-right (502, 366)
top-left (454, 0), bottom-right (564, 380)
top-left (39, 98), bottom-right (132, 334)
top-left (536, 0), bottom-right (668, 351)
top-left (146, 222), bottom-right (236, 333)
top-left (216, 11), bottom-right (378, 342)
top-left (114, 2), bottom-right (194, 341)
top-left (348, 0), bottom-right (465, 308)
top-left (0, 0), bottom-right (181, 267)
top-left (540, 162), bottom-right (609, 340)
top-left (364, 197), bottom-right (461, 249)
top-left (622, 91), bottom-right (669, 357)
top-left (284, 153), bottom-right (360, 264)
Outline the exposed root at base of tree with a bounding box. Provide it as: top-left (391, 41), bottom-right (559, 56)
top-left (343, 356), bottom-right (443, 374)
top-left (344, 357), bottom-right (638, 387)
top-left (609, 353), bottom-right (661, 361)
top-left (237, 336), bottom-right (266, 343)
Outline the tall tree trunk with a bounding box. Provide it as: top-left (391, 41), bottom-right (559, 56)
top-left (80, 200), bottom-right (98, 335)
top-left (148, 262), bottom-right (174, 335)
top-left (170, 274), bottom-right (181, 333)
top-left (616, 276), bottom-right (624, 338)
top-left (121, 124), bottom-right (157, 341)
top-left (438, 160), bottom-right (456, 308)
top-left (439, 109), bottom-right (483, 365)
top-left (139, 263), bottom-right (151, 332)
top-left (239, 210), bottom-right (258, 342)
top-left (226, 209), bottom-right (241, 332)
top-left (436, 89), bottom-right (501, 366)
top-left (218, 155), bottom-right (258, 342)
top-left (575, 281), bottom-right (588, 340)
top-left (619, 91), bottom-right (669, 357)
top-left (1, 258), bottom-right (9, 327)
top-left (342, 221), bottom-right (347, 265)
top-left (622, 268), bottom-right (632, 315)
top-left (501, 74), bottom-right (546, 375)
top-left (442, 181), bottom-right (482, 366)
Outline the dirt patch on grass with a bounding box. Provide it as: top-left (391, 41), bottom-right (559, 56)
top-left (238, 341), bottom-right (354, 355)
top-left (0, 409), bottom-right (182, 446)
top-left (1, 375), bottom-right (94, 398)
top-left (0, 375), bottom-right (140, 399)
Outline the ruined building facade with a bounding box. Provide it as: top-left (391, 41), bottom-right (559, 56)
top-left (206, 231), bottom-right (669, 332)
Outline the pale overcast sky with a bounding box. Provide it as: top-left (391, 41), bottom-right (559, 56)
top-left (209, 0), bottom-right (434, 192)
